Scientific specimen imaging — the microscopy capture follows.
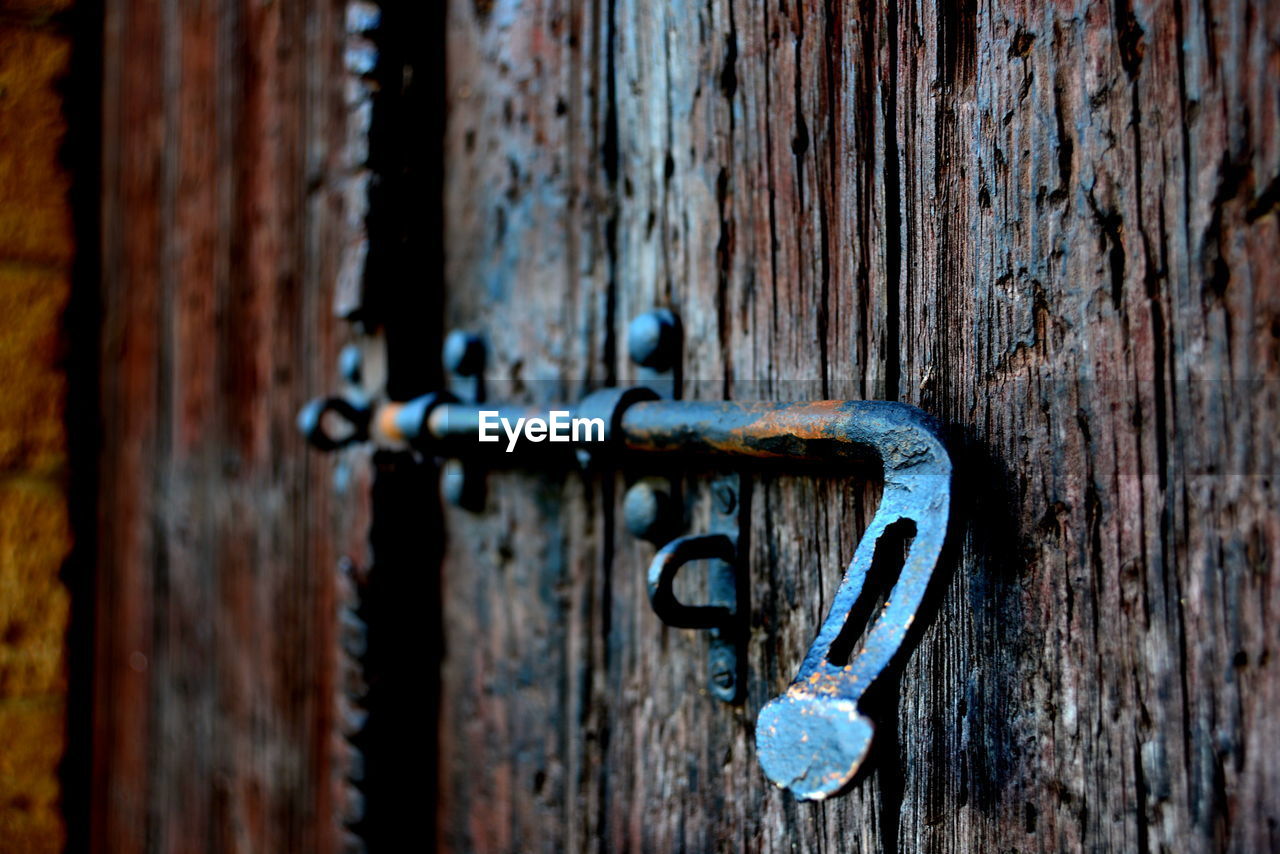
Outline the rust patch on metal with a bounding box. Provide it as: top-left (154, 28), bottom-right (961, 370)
top-left (376, 402), bottom-right (404, 442)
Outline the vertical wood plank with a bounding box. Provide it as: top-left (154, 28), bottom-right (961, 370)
top-left (94, 1), bottom-right (367, 851)
top-left (439, 0), bottom-right (1279, 851)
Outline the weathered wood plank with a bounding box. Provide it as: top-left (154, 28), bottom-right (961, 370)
top-left (438, 2), bottom-right (615, 852)
top-left (439, 0), bottom-right (1279, 851)
top-left (94, 1), bottom-right (368, 851)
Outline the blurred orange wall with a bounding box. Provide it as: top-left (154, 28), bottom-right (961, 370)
top-left (0, 1), bottom-right (75, 850)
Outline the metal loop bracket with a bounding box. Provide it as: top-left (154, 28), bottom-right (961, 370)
top-left (647, 533), bottom-right (736, 630)
top-left (646, 524), bottom-right (743, 704)
top-left (296, 395), bottom-right (372, 452)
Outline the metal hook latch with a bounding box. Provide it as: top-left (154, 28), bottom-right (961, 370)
top-left (646, 493), bottom-right (744, 703)
top-left (301, 370), bottom-right (953, 800)
top-left (753, 407), bottom-right (951, 801)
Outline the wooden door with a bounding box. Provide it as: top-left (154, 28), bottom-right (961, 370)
top-left (434, 1), bottom-right (1279, 852)
top-left (91, 1), bottom-right (388, 850)
top-left (91, 0), bottom-right (449, 848)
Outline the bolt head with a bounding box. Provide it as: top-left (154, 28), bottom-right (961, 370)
top-left (338, 344), bottom-right (363, 384)
top-left (443, 330), bottom-right (486, 377)
top-left (714, 483), bottom-right (737, 514)
top-left (441, 459), bottom-right (466, 504)
top-left (627, 309), bottom-right (680, 371)
top-left (708, 645), bottom-right (739, 701)
top-left (624, 480), bottom-right (676, 542)
top-left (442, 458), bottom-right (485, 511)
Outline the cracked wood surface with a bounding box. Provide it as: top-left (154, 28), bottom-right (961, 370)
top-left (437, 1), bottom-right (1279, 851)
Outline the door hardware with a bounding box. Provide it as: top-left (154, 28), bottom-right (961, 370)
top-left (441, 331), bottom-right (486, 509)
top-left (643, 473), bottom-right (745, 703)
top-left (296, 395), bottom-right (372, 452)
top-left (623, 478), bottom-right (681, 544)
top-left (442, 330), bottom-right (486, 378)
top-left (300, 386), bottom-right (951, 799)
top-left (627, 308), bottom-right (681, 398)
top-left (338, 343), bottom-right (364, 385)
top-left (648, 534), bottom-right (742, 702)
top-left (627, 308), bottom-right (681, 372)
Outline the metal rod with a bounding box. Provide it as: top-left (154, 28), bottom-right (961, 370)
top-left (375, 397), bottom-right (944, 473)
top-left (619, 399), bottom-right (933, 466)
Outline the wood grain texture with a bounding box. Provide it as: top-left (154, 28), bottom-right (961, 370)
top-left (437, 2), bottom-right (615, 851)
top-left (93, 1), bottom-right (371, 851)
top-left (438, 0), bottom-right (1279, 851)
